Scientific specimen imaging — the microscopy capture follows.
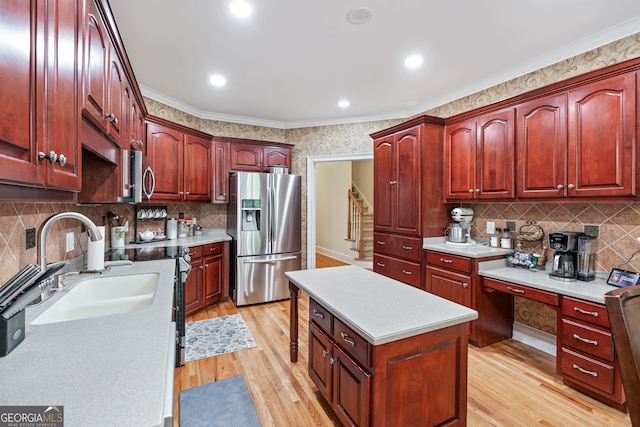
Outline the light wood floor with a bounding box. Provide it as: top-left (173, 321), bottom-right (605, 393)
top-left (173, 255), bottom-right (631, 426)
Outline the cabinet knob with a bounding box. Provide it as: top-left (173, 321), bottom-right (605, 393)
top-left (322, 350), bottom-right (330, 357)
top-left (105, 113), bottom-right (118, 124)
top-left (198, 265), bottom-right (204, 270)
top-left (329, 357), bottom-right (337, 365)
top-left (469, 189), bottom-right (474, 193)
top-left (389, 180), bottom-right (397, 185)
top-left (312, 308), bottom-right (325, 319)
top-left (568, 184), bottom-right (575, 189)
top-left (557, 184), bottom-right (564, 190)
top-left (475, 188), bottom-right (480, 193)
top-left (462, 283), bottom-right (469, 288)
top-left (210, 247), bottom-right (218, 252)
top-left (38, 151), bottom-right (67, 167)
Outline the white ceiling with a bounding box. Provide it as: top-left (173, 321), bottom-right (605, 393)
top-left (108, 0), bottom-right (640, 129)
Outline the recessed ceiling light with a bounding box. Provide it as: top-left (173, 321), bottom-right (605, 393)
top-left (405, 55), bottom-right (423, 69)
top-left (209, 74), bottom-right (226, 87)
top-left (346, 7), bottom-right (373, 24)
top-left (338, 100), bottom-right (350, 108)
top-left (230, 1), bottom-right (252, 18)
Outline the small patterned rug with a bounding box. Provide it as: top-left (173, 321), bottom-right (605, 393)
top-left (185, 314), bottom-right (257, 362)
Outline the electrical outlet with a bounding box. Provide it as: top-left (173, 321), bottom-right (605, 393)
top-left (506, 221), bottom-right (517, 232)
top-left (584, 225), bottom-right (599, 238)
top-left (486, 221), bottom-right (495, 235)
top-left (66, 231), bottom-right (75, 252)
top-left (25, 228), bottom-right (36, 249)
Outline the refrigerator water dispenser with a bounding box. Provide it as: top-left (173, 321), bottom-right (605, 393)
top-left (241, 199), bottom-right (261, 231)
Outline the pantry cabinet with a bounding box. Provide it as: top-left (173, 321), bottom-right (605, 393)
top-left (517, 73), bottom-right (636, 199)
top-left (0, 0), bottom-right (82, 192)
top-left (445, 108), bottom-right (515, 201)
top-left (145, 118), bottom-right (212, 202)
top-left (370, 116), bottom-right (450, 288)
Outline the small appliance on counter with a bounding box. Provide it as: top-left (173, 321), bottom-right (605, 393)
top-left (445, 207), bottom-right (474, 245)
top-left (577, 236), bottom-right (598, 281)
top-left (549, 231), bottom-right (584, 281)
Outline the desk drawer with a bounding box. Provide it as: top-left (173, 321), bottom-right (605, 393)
top-left (373, 233), bottom-right (421, 262)
top-left (373, 254), bottom-right (421, 288)
top-left (561, 347), bottom-right (616, 395)
top-left (333, 318), bottom-right (369, 368)
top-left (425, 251), bottom-right (471, 274)
top-left (309, 298), bottom-right (333, 335)
top-left (483, 278), bottom-right (559, 306)
top-left (562, 297), bottom-right (609, 328)
top-left (561, 318), bottom-right (613, 361)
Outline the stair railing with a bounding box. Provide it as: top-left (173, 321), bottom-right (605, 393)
top-left (347, 189), bottom-right (365, 259)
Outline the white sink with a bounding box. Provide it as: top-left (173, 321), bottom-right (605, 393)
top-left (31, 273), bottom-right (159, 325)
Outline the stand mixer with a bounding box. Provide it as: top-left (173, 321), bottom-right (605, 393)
top-left (445, 207), bottom-right (474, 245)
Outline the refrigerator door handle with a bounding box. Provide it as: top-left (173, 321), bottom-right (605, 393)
top-left (243, 255), bottom-right (298, 264)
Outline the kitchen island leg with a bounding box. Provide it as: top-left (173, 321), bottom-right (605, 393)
top-left (289, 281), bottom-right (299, 363)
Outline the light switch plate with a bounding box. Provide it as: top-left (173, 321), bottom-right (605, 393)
top-left (486, 221), bottom-right (495, 235)
top-left (66, 232), bottom-right (74, 252)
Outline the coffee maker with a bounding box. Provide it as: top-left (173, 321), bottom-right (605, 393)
top-left (549, 232), bottom-right (584, 281)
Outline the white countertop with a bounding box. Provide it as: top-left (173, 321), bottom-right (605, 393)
top-left (423, 237), bottom-right (513, 258)
top-left (124, 228), bottom-right (231, 249)
top-left (285, 266), bottom-right (478, 345)
top-left (0, 259), bottom-right (177, 427)
top-left (478, 260), bottom-right (619, 304)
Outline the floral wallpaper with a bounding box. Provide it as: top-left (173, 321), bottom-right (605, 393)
top-left (2, 32), bottom-right (640, 335)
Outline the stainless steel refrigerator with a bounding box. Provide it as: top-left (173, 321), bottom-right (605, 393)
top-left (227, 171), bottom-right (302, 306)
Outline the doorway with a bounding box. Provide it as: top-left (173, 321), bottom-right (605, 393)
top-left (306, 153), bottom-right (373, 269)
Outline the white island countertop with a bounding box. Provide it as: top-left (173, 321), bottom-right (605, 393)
top-left (285, 266), bottom-right (478, 345)
top-left (0, 259), bottom-right (176, 427)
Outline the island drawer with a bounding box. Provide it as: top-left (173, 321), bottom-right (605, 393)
top-left (373, 254), bottom-right (421, 288)
top-left (185, 246), bottom-right (203, 259)
top-left (425, 251), bottom-right (471, 274)
top-left (482, 278), bottom-right (559, 306)
top-left (309, 298), bottom-right (333, 335)
top-left (560, 347), bottom-right (616, 395)
top-left (373, 233), bottom-right (421, 262)
top-left (333, 318), bottom-right (369, 368)
top-left (562, 297), bottom-right (610, 328)
top-left (561, 318), bottom-right (613, 361)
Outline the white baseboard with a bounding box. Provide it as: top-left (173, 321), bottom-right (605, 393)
top-left (511, 322), bottom-right (556, 356)
top-left (316, 247), bottom-right (354, 265)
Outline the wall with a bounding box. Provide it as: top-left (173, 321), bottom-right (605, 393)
top-left (352, 159), bottom-right (374, 211)
top-left (315, 162), bottom-right (351, 261)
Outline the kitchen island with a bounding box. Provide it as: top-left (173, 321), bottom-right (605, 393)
top-left (286, 265), bottom-right (478, 427)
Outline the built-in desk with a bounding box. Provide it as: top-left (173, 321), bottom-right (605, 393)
top-left (478, 260), bottom-right (626, 411)
top-left (286, 266), bottom-right (477, 427)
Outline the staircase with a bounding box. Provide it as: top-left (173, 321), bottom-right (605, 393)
top-left (346, 188), bottom-right (373, 269)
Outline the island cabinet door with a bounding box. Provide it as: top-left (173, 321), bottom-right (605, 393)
top-left (308, 322), bottom-right (333, 403)
top-left (333, 345), bottom-right (371, 427)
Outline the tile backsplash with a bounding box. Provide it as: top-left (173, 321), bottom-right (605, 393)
top-left (0, 202), bottom-right (226, 285)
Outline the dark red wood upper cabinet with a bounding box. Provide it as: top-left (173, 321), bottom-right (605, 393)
top-left (517, 94), bottom-right (568, 198)
top-left (183, 134), bottom-right (212, 202)
top-left (567, 73), bottom-right (636, 198)
top-left (230, 143), bottom-right (263, 171)
top-left (263, 146), bottom-right (291, 169)
top-left (146, 122), bottom-right (184, 201)
top-left (0, 0), bottom-right (81, 191)
top-left (82, 0), bottom-right (109, 131)
top-left (445, 120), bottom-right (476, 200)
top-left (476, 108), bottom-right (515, 199)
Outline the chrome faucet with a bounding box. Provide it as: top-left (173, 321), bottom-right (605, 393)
top-left (38, 212), bottom-right (103, 272)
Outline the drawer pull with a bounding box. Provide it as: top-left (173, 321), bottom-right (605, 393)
top-left (312, 309), bottom-right (325, 319)
top-left (376, 241), bottom-right (386, 245)
top-left (572, 333), bottom-right (598, 346)
top-left (573, 306), bottom-right (599, 317)
top-left (341, 332), bottom-right (356, 347)
top-left (572, 363), bottom-right (598, 377)
top-left (507, 286), bottom-right (525, 294)
top-left (439, 258), bottom-right (453, 264)
top-left (462, 283), bottom-right (469, 288)
top-left (377, 262), bottom-right (386, 267)
top-left (322, 350), bottom-right (330, 357)
top-left (402, 245), bottom-right (413, 250)
top-left (330, 357), bottom-right (337, 365)
top-left (402, 270), bottom-right (412, 275)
